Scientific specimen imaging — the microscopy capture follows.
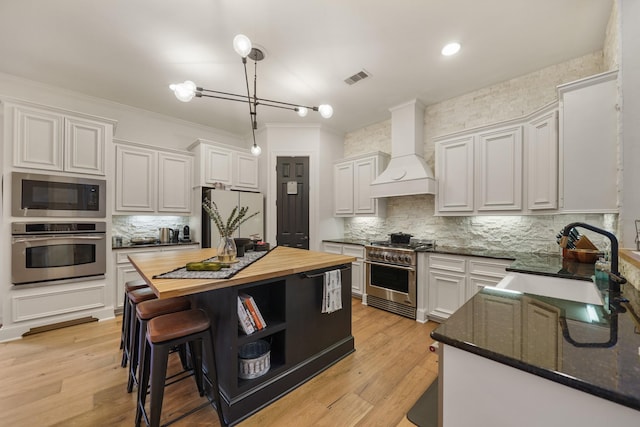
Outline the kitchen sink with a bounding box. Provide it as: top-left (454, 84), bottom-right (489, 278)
top-left (492, 272), bottom-right (603, 306)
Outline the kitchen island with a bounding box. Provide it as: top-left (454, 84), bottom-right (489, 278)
top-left (128, 246), bottom-right (356, 426)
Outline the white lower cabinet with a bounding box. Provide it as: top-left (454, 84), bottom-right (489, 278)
top-left (114, 245), bottom-right (197, 311)
top-left (321, 242), bottom-right (365, 297)
top-left (426, 253), bottom-right (512, 322)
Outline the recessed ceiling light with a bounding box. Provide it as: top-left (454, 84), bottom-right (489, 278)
top-left (441, 42), bottom-right (461, 56)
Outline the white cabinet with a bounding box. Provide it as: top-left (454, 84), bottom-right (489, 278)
top-left (435, 124), bottom-right (523, 215)
top-left (527, 106), bottom-right (558, 210)
top-left (190, 139), bottom-right (259, 191)
top-left (558, 70), bottom-right (618, 213)
top-left (5, 99), bottom-right (114, 175)
top-left (426, 253), bottom-right (511, 321)
top-left (436, 136), bottom-right (474, 212)
top-left (115, 141), bottom-right (193, 214)
top-left (321, 242), bottom-right (365, 297)
top-left (476, 125), bottom-right (523, 211)
top-left (333, 152), bottom-right (389, 217)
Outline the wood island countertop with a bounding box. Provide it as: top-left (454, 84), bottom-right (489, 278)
top-left (128, 246), bottom-right (356, 299)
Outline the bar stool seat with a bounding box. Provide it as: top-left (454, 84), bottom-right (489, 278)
top-left (136, 309), bottom-right (226, 427)
top-left (127, 296), bottom-right (191, 393)
top-left (121, 286), bottom-right (156, 368)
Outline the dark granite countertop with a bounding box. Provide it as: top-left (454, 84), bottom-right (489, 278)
top-left (321, 238), bottom-right (371, 246)
top-left (112, 241), bottom-right (200, 250)
top-left (432, 276), bottom-right (640, 411)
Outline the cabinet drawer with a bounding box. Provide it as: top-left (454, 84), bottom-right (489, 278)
top-left (429, 255), bottom-right (466, 273)
top-left (468, 259), bottom-right (512, 278)
top-left (322, 243), bottom-right (344, 255)
top-left (115, 248), bottom-right (161, 264)
top-left (342, 245), bottom-right (364, 259)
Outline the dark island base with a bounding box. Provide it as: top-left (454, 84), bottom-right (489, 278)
top-left (192, 265), bottom-right (355, 426)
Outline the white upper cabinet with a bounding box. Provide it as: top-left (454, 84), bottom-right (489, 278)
top-left (333, 152), bottom-right (389, 217)
top-left (115, 141), bottom-right (193, 214)
top-left (476, 125), bottom-right (523, 211)
top-left (6, 99), bottom-right (114, 175)
top-left (437, 135), bottom-right (474, 212)
top-left (436, 124), bottom-right (524, 215)
top-left (190, 139), bottom-right (259, 191)
top-left (527, 106), bottom-right (558, 210)
top-left (558, 70), bottom-right (618, 213)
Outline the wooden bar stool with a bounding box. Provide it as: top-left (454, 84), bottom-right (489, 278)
top-left (120, 280), bottom-right (149, 353)
top-left (127, 296), bottom-right (192, 393)
top-left (121, 286), bottom-right (156, 369)
top-left (136, 309), bottom-right (226, 427)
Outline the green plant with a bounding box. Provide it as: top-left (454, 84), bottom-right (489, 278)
top-left (202, 197), bottom-right (260, 237)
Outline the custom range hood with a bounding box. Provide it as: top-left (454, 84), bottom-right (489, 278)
top-left (370, 99), bottom-right (436, 198)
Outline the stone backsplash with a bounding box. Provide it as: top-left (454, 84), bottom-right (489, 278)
top-left (112, 215), bottom-right (191, 245)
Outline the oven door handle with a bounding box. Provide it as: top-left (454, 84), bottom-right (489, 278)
top-left (12, 235), bottom-right (105, 243)
top-left (364, 260), bottom-right (416, 271)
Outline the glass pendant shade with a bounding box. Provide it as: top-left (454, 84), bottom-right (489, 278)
top-left (170, 80), bottom-right (197, 102)
top-left (318, 104), bottom-right (333, 118)
top-left (250, 144), bottom-right (262, 156)
top-left (233, 34), bottom-right (252, 58)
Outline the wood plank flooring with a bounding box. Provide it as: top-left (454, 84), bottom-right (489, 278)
top-left (0, 299), bottom-right (439, 426)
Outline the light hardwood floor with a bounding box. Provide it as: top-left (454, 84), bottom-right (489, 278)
top-left (0, 299), bottom-right (439, 426)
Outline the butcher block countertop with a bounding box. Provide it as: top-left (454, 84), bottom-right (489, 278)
top-left (128, 246), bottom-right (356, 299)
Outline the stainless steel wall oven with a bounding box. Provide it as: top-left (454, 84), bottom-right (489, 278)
top-left (11, 222), bottom-right (107, 285)
top-left (12, 172), bottom-right (106, 218)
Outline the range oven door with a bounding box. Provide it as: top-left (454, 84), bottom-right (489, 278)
top-left (365, 260), bottom-right (416, 307)
top-left (11, 233), bottom-right (107, 285)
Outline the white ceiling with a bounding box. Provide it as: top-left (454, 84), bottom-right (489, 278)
top-left (0, 0), bottom-right (613, 136)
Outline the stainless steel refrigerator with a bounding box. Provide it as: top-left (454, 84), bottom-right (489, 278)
top-left (202, 188), bottom-right (264, 248)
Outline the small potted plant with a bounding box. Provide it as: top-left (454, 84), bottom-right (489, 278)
top-left (203, 197), bottom-right (260, 262)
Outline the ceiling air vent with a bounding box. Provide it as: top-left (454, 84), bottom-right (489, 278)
top-left (344, 69), bottom-right (371, 85)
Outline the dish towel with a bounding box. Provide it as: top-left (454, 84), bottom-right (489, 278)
top-left (322, 269), bottom-right (342, 314)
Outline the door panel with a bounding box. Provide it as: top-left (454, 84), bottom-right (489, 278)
top-left (276, 157), bottom-right (310, 249)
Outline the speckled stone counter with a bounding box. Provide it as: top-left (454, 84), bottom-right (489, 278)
top-left (112, 241), bottom-right (200, 250)
top-left (432, 274), bottom-right (640, 411)
top-left (321, 238), bottom-right (370, 246)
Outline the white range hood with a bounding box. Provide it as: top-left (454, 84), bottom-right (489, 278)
top-left (370, 99), bottom-right (436, 198)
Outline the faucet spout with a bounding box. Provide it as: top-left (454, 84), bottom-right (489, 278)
top-left (561, 222), bottom-right (624, 294)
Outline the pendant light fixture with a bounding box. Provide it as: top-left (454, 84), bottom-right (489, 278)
top-left (170, 34), bottom-right (333, 156)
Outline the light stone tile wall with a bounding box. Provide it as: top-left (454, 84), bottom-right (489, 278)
top-left (343, 51), bottom-right (616, 254)
top-left (112, 215), bottom-right (191, 245)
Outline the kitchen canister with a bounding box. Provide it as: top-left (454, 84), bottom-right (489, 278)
top-left (238, 339), bottom-right (270, 379)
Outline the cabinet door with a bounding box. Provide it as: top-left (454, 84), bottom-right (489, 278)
top-left (116, 264), bottom-right (143, 310)
top-left (234, 152), bottom-right (259, 190)
top-left (477, 126), bottom-right (523, 211)
top-left (238, 191), bottom-right (263, 239)
top-left (527, 110), bottom-right (558, 210)
top-left (321, 242), bottom-right (343, 254)
top-left (334, 162), bottom-right (354, 216)
top-left (115, 145), bottom-right (156, 212)
top-left (64, 117), bottom-right (108, 175)
top-left (11, 104), bottom-right (64, 171)
top-left (353, 157), bottom-right (377, 214)
top-left (436, 136), bottom-right (474, 212)
top-left (428, 270), bottom-right (466, 320)
top-left (204, 145), bottom-right (233, 186)
top-left (343, 245), bottom-right (365, 296)
top-left (560, 73), bottom-right (617, 212)
top-left (158, 152), bottom-right (192, 213)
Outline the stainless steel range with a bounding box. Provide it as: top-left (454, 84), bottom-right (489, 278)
top-left (364, 239), bottom-right (435, 319)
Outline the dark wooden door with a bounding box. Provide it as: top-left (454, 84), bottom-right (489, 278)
top-left (276, 156), bottom-right (310, 249)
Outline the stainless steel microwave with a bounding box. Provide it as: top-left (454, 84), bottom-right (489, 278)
top-left (12, 172), bottom-right (106, 218)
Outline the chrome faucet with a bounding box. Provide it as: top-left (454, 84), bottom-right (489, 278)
top-left (560, 222), bottom-right (626, 294)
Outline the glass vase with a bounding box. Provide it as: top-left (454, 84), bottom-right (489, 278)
top-left (217, 235), bottom-right (237, 263)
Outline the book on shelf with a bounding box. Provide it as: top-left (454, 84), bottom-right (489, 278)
top-left (237, 297), bottom-right (255, 335)
top-left (239, 293), bottom-right (267, 330)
